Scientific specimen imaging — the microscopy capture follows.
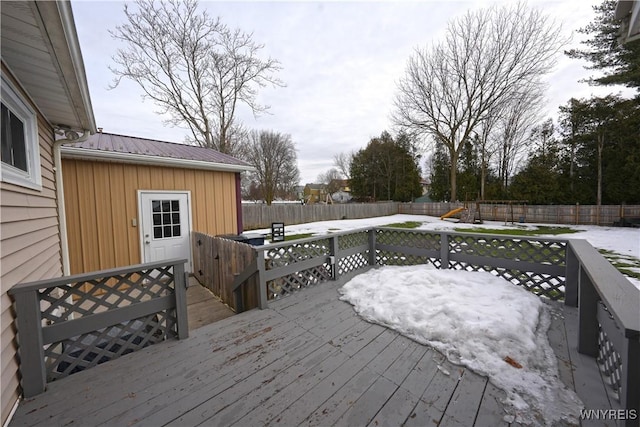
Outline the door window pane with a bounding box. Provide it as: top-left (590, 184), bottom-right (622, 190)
top-left (151, 199), bottom-right (181, 238)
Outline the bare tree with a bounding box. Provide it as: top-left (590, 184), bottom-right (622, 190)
top-left (244, 130), bottom-right (300, 205)
top-left (494, 90), bottom-right (544, 192)
top-left (333, 152), bottom-right (354, 179)
top-left (317, 168), bottom-right (343, 193)
top-left (393, 2), bottom-right (565, 201)
top-left (109, 0), bottom-right (284, 154)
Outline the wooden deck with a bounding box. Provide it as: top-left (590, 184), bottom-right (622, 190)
top-left (186, 278), bottom-right (235, 331)
top-left (11, 280), bottom-right (618, 427)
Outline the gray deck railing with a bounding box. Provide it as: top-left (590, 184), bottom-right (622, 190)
top-left (242, 228), bottom-right (569, 304)
top-left (9, 259), bottom-right (189, 398)
top-left (566, 240), bottom-right (639, 417)
top-left (232, 227), bottom-right (638, 418)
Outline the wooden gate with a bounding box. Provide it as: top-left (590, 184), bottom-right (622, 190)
top-left (192, 232), bottom-right (259, 311)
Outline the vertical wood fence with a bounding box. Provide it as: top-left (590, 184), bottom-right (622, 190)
top-left (399, 203), bottom-right (640, 226)
top-left (192, 232), bottom-right (259, 311)
top-left (242, 202), bottom-right (399, 229)
top-left (242, 202), bottom-right (640, 228)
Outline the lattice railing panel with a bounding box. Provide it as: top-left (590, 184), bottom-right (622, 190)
top-left (377, 250), bottom-right (440, 268)
top-left (265, 238), bottom-right (334, 300)
top-left (45, 310), bottom-right (176, 381)
top-left (447, 261), bottom-right (566, 300)
top-left (376, 229), bottom-right (441, 251)
top-left (265, 239), bottom-right (331, 268)
top-left (338, 230), bottom-right (369, 251)
top-left (39, 266), bottom-right (175, 324)
top-left (267, 263), bottom-right (332, 299)
top-left (338, 252), bottom-right (369, 275)
top-left (448, 235), bottom-right (566, 266)
top-left (374, 229), bottom-right (441, 268)
top-left (597, 303), bottom-right (623, 401)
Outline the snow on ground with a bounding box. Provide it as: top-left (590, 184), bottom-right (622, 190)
top-left (252, 213), bottom-right (640, 288)
top-left (339, 264), bottom-right (583, 426)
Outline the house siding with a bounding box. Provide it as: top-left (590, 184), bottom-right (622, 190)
top-left (62, 159), bottom-right (239, 274)
top-left (0, 102), bottom-right (62, 424)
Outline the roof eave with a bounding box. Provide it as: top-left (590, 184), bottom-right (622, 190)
top-left (34, 1), bottom-right (96, 132)
top-left (60, 146), bottom-right (256, 173)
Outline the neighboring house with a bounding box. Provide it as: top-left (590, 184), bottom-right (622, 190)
top-left (1, 1), bottom-right (96, 424)
top-left (61, 132), bottom-right (254, 274)
top-left (328, 179), bottom-right (352, 203)
top-left (616, 0), bottom-right (640, 43)
top-left (294, 185), bottom-right (305, 201)
top-left (420, 179), bottom-right (431, 195)
top-left (328, 179), bottom-right (350, 193)
top-left (303, 183), bottom-right (327, 204)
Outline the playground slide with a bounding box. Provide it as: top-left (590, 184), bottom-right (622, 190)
top-left (440, 207), bottom-right (466, 220)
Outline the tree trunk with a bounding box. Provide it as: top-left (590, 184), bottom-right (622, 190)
top-left (597, 133), bottom-right (604, 206)
top-left (449, 149), bottom-right (459, 202)
top-left (480, 146), bottom-right (487, 200)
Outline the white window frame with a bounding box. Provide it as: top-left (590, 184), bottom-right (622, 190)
top-left (1, 73), bottom-right (41, 190)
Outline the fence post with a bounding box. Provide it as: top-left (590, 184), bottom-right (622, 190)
top-left (173, 262), bottom-right (189, 339)
top-left (12, 290), bottom-right (46, 397)
top-left (257, 250), bottom-right (268, 309)
top-left (368, 229), bottom-right (377, 266)
top-left (440, 233), bottom-right (450, 269)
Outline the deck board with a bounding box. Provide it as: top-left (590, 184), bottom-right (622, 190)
top-left (10, 280), bottom-right (621, 427)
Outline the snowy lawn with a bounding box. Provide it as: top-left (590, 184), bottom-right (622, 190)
top-left (339, 265), bottom-right (583, 426)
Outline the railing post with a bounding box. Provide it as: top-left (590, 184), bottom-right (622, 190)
top-left (368, 229), bottom-right (377, 266)
top-left (173, 262), bottom-right (189, 339)
top-left (330, 235), bottom-right (339, 281)
top-left (565, 244), bottom-right (579, 307)
top-left (440, 233), bottom-right (450, 269)
top-left (257, 250), bottom-right (268, 309)
top-left (621, 337), bottom-right (640, 425)
top-left (13, 290), bottom-right (46, 397)
top-left (578, 266), bottom-right (599, 357)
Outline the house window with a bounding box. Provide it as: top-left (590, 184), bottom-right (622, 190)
top-left (1, 74), bottom-right (41, 190)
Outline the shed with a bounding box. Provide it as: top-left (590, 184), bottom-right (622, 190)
top-left (61, 132), bottom-right (254, 274)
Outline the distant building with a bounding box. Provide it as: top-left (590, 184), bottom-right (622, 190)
top-left (420, 179), bottom-right (431, 195)
top-left (328, 179), bottom-right (352, 203)
top-left (303, 183), bottom-right (327, 204)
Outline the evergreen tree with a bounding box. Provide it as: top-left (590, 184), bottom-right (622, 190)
top-left (350, 132), bottom-right (422, 202)
top-left (565, 0), bottom-right (640, 91)
top-left (428, 143), bottom-right (451, 202)
top-left (509, 120), bottom-right (563, 204)
top-left (457, 139), bottom-right (480, 201)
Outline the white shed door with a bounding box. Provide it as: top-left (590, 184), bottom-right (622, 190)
top-left (139, 192), bottom-right (191, 271)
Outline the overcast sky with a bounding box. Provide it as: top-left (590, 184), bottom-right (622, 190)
top-left (72, 0), bottom-right (621, 184)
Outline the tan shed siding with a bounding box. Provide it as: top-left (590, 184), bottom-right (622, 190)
top-left (0, 88), bottom-right (62, 424)
top-left (62, 160), bottom-right (239, 274)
